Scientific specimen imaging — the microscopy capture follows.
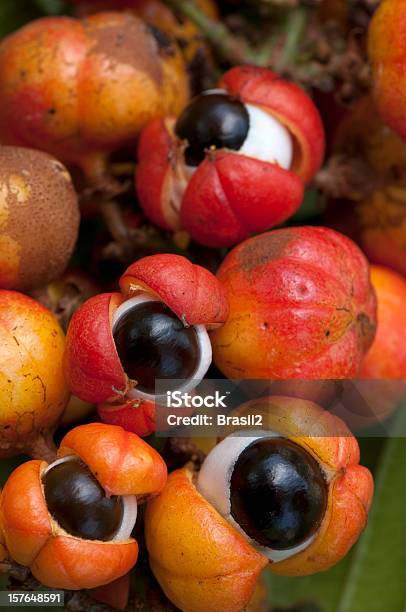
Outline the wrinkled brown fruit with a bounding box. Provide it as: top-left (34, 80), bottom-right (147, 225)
top-left (0, 146), bottom-right (79, 291)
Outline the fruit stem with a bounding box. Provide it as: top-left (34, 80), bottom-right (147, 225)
top-left (100, 199), bottom-right (130, 245)
top-left (164, 0), bottom-right (258, 65)
top-left (275, 6), bottom-right (308, 73)
top-left (26, 431), bottom-right (57, 463)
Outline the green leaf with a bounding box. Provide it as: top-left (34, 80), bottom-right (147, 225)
top-left (337, 408), bottom-right (406, 612)
top-left (265, 554), bottom-right (353, 612)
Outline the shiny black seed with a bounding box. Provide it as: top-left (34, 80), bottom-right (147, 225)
top-left (43, 460), bottom-right (123, 541)
top-left (113, 301), bottom-right (200, 394)
top-left (230, 438), bottom-right (327, 550)
top-left (175, 93), bottom-right (250, 166)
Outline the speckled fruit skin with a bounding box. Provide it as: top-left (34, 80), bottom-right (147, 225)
top-left (360, 266), bottom-right (406, 379)
top-left (136, 65), bottom-right (325, 247)
top-left (0, 423), bottom-right (167, 590)
top-left (0, 291), bottom-right (69, 458)
top-left (145, 397), bottom-right (373, 612)
top-left (0, 146), bottom-right (79, 291)
top-left (211, 227), bottom-right (377, 379)
top-left (64, 254), bottom-right (229, 436)
top-left (0, 12), bottom-right (189, 177)
top-left (69, 0), bottom-right (218, 73)
top-left (368, 0), bottom-right (406, 142)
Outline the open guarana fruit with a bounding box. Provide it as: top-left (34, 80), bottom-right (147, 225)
top-left (136, 65), bottom-right (325, 247)
top-left (63, 254), bottom-right (228, 435)
top-left (0, 423), bottom-right (167, 590)
top-left (42, 456), bottom-right (136, 543)
top-left (111, 295), bottom-right (211, 399)
top-left (198, 434), bottom-right (328, 559)
top-left (145, 396), bottom-right (374, 612)
top-left (175, 90), bottom-right (294, 170)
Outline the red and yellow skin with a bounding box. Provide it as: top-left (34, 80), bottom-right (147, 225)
top-left (64, 254), bottom-right (229, 436)
top-left (0, 291), bottom-right (70, 458)
top-left (0, 423), bottom-right (167, 590)
top-left (360, 265), bottom-right (406, 379)
top-left (211, 226), bottom-right (377, 379)
top-left (145, 396), bottom-right (373, 612)
top-left (69, 0), bottom-right (219, 71)
top-left (98, 399), bottom-right (155, 439)
top-left (368, 0), bottom-right (406, 142)
top-left (136, 65), bottom-right (325, 248)
top-left (0, 12), bottom-right (189, 178)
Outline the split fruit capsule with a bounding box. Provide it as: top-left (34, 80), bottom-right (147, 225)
top-left (0, 423), bottom-right (167, 589)
top-left (64, 254), bottom-right (229, 436)
top-left (145, 396), bottom-right (373, 612)
top-left (136, 65), bottom-right (325, 247)
top-left (211, 226), bottom-right (377, 379)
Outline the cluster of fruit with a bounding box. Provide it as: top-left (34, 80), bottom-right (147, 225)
top-left (0, 0), bottom-right (404, 610)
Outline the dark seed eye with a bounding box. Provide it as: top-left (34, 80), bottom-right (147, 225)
top-left (230, 438), bottom-right (327, 550)
top-left (175, 93), bottom-right (250, 166)
top-left (43, 460), bottom-right (123, 541)
top-left (113, 301), bottom-right (200, 394)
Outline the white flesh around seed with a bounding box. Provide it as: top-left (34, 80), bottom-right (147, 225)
top-left (112, 495), bottom-right (138, 542)
top-left (196, 430), bottom-right (329, 562)
top-left (238, 104), bottom-right (293, 169)
top-left (112, 293), bottom-right (212, 403)
top-left (181, 89), bottom-right (293, 172)
top-left (43, 455), bottom-right (138, 542)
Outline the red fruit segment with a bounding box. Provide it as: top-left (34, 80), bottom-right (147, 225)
top-left (181, 151), bottom-right (304, 247)
top-left (120, 254), bottom-right (229, 328)
top-left (64, 292), bottom-right (127, 404)
top-left (98, 399), bottom-right (156, 438)
top-left (221, 66), bottom-right (325, 182)
top-left (59, 422), bottom-right (167, 496)
top-left (136, 118), bottom-right (177, 230)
